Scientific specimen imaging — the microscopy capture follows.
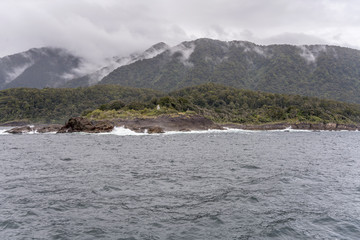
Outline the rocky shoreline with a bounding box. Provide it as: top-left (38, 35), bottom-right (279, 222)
top-left (3, 115), bottom-right (223, 134)
top-left (223, 122), bottom-right (360, 131)
top-left (3, 115), bottom-right (360, 134)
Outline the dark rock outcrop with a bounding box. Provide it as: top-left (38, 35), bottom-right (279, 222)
top-left (6, 126), bottom-right (32, 134)
top-left (147, 126), bottom-right (165, 134)
top-left (36, 124), bottom-right (63, 133)
top-left (57, 117), bottom-right (114, 133)
top-left (6, 124), bottom-right (64, 134)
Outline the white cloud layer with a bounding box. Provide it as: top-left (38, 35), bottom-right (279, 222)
top-left (1, 0), bottom-right (360, 64)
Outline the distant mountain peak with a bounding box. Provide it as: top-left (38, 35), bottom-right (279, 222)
top-left (3, 39), bottom-right (360, 105)
top-left (147, 42), bottom-right (169, 51)
top-left (0, 47), bottom-right (82, 89)
top-left (142, 42), bottom-right (170, 59)
top-left (63, 42), bottom-right (170, 88)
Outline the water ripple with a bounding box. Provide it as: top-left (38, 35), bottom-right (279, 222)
top-left (0, 131), bottom-right (359, 239)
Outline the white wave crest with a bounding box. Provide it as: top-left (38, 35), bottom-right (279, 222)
top-left (1, 126), bottom-right (355, 136)
top-left (100, 126), bottom-right (258, 136)
top-left (0, 129), bottom-right (10, 135)
top-left (99, 126), bottom-right (147, 136)
top-left (267, 126), bottom-right (313, 132)
top-left (164, 128), bottom-right (257, 135)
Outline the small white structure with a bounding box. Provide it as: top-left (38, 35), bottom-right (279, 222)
top-left (157, 104), bottom-right (161, 110)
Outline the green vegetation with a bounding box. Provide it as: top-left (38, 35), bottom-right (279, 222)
top-left (86, 107), bottom-right (195, 120)
top-left (86, 83), bottom-right (360, 124)
top-left (0, 85), bottom-right (161, 123)
top-left (170, 84), bottom-right (360, 124)
top-left (1, 83), bottom-right (360, 125)
top-left (100, 39), bottom-right (360, 104)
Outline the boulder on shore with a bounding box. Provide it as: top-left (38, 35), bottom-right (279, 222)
top-left (147, 126), bottom-right (165, 134)
top-left (57, 117), bottom-right (114, 133)
top-left (6, 126), bottom-right (33, 134)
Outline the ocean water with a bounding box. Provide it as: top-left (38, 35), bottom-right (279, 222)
top-left (1, 128), bottom-right (360, 239)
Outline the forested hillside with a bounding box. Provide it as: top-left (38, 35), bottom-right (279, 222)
top-left (0, 85), bottom-right (161, 123)
top-left (2, 39), bottom-right (360, 105)
top-left (100, 38), bottom-right (360, 103)
top-left (0, 47), bottom-right (83, 90)
top-left (88, 84), bottom-right (360, 124)
top-left (2, 83), bottom-right (360, 124)
top-left (169, 84), bottom-right (360, 123)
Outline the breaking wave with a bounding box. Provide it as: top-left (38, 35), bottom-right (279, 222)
top-left (163, 128), bottom-right (257, 135)
top-left (100, 126), bottom-right (148, 136)
top-left (0, 128), bottom-right (10, 135)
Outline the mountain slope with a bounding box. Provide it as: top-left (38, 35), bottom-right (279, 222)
top-left (0, 47), bottom-right (84, 90)
top-left (99, 38), bottom-right (360, 103)
top-left (63, 42), bottom-right (170, 88)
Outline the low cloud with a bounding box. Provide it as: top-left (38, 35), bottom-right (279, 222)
top-left (261, 33), bottom-right (328, 46)
top-left (1, 0), bottom-right (360, 65)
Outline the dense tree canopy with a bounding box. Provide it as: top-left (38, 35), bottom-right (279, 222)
top-left (2, 83), bottom-right (360, 124)
top-left (0, 85), bottom-right (161, 123)
top-left (100, 39), bottom-right (360, 104)
top-left (89, 83), bottom-right (360, 124)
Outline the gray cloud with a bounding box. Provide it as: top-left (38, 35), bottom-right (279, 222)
top-left (1, 0), bottom-right (359, 65)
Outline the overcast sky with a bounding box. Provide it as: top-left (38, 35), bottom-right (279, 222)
top-left (1, 0), bottom-right (359, 64)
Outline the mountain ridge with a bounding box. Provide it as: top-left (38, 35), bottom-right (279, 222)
top-left (99, 38), bottom-right (360, 103)
top-left (2, 39), bottom-right (360, 104)
top-left (62, 42), bottom-right (170, 88)
top-left (0, 47), bottom-right (83, 89)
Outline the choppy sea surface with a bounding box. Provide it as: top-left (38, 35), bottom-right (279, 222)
top-left (1, 127), bottom-right (360, 239)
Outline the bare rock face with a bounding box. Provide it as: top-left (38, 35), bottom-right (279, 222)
top-left (57, 117), bottom-right (114, 133)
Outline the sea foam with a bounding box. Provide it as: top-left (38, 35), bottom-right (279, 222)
top-left (267, 126), bottom-right (313, 133)
top-left (0, 129), bottom-right (10, 135)
top-left (0, 126), bottom-right (353, 136)
top-left (100, 126), bottom-right (148, 136)
top-left (163, 128), bottom-right (256, 135)
top-left (98, 126), bottom-right (257, 136)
